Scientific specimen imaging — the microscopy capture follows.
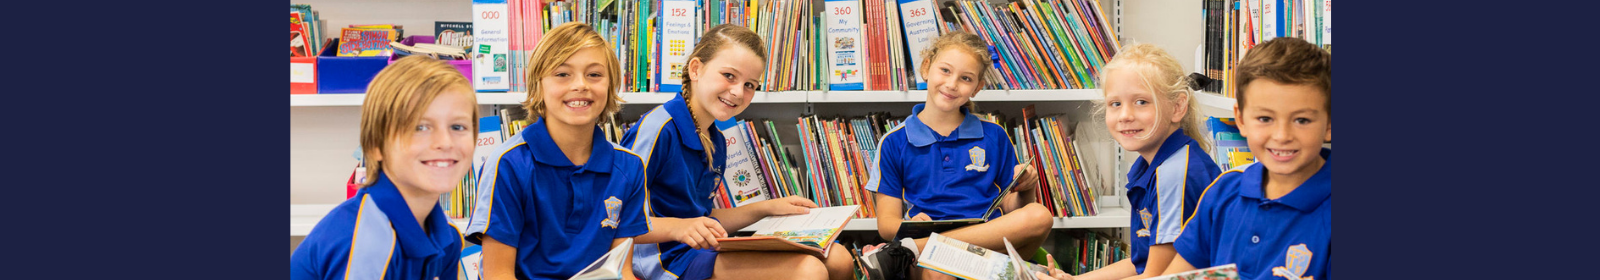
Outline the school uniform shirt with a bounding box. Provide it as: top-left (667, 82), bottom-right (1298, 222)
top-left (463, 118), bottom-right (652, 280)
top-left (1124, 129), bottom-right (1221, 274)
top-left (865, 104), bottom-right (1020, 221)
top-left (620, 94), bottom-right (728, 280)
top-left (291, 173), bottom-right (463, 280)
top-left (1174, 148), bottom-right (1332, 280)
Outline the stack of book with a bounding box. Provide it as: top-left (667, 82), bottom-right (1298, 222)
top-left (1207, 117), bottom-right (1254, 171)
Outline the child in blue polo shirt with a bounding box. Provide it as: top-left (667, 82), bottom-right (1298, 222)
top-left (1061, 43), bottom-right (1223, 280)
top-left (1162, 37), bottom-right (1332, 280)
top-left (864, 31), bottom-right (1051, 280)
top-left (623, 24), bottom-right (855, 280)
top-left (290, 55), bottom-right (475, 280)
top-left (464, 22), bottom-right (651, 280)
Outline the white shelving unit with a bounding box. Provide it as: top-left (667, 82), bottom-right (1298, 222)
top-left (291, 89), bottom-right (1233, 110)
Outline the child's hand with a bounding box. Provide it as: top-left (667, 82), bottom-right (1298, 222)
top-left (1034, 253), bottom-right (1076, 280)
top-left (909, 213), bottom-right (933, 221)
top-left (1034, 270), bottom-right (1075, 280)
top-left (1011, 164), bottom-right (1039, 193)
top-left (663, 217), bottom-right (726, 250)
top-left (758, 196), bottom-right (818, 216)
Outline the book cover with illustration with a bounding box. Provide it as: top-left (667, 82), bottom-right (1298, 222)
top-left (435, 21), bottom-right (474, 50)
top-left (291, 13), bottom-right (312, 57)
top-left (337, 28), bottom-right (397, 57)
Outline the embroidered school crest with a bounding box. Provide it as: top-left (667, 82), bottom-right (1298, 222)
top-left (1136, 208), bottom-right (1152, 237)
top-left (1272, 244), bottom-right (1314, 280)
top-left (601, 196), bottom-right (622, 228)
top-left (964, 146), bottom-right (989, 171)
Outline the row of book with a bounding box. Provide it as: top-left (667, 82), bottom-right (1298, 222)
top-left (1055, 230), bottom-right (1128, 275)
top-left (709, 108), bottom-right (1108, 219)
top-left (1199, 0), bottom-right (1331, 97)
top-left (1016, 105), bottom-right (1100, 217)
top-left (938, 0), bottom-right (1120, 90)
top-left (466, 0), bottom-right (1118, 94)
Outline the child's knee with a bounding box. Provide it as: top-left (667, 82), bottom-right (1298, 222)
top-left (1018, 203), bottom-right (1054, 235)
top-left (795, 257), bottom-right (831, 280)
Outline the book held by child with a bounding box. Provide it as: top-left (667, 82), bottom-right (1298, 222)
top-left (717, 205), bottom-right (859, 258)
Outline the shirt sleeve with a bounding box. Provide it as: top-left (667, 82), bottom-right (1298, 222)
top-left (864, 140), bottom-right (902, 198)
top-left (474, 157), bottom-right (532, 249)
top-left (1173, 182), bottom-right (1217, 269)
top-left (1153, 148), bottom-right (1192, 244)
top-left (618, 162), bottom-right (652, 237)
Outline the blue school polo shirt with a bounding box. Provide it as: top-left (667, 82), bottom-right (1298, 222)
top-left (620, 94), bottom-right (728, 280)
top-left (291, 173), bottom-right (463, 280)
top-left (1124, 129), bottom-right (1221, 274)
top-left (462, 118), bottom-right (652, 280)
top-left (1174, 148), bottom-right (1332, 280)
top-left (864, 104), bottom-right (1020, 221)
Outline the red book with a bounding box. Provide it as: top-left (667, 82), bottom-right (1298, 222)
top-left (291, 13), bottom-right (312, 57)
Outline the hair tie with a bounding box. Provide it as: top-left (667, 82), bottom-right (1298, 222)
top-left (986, 45), bottom-right (1000, 69)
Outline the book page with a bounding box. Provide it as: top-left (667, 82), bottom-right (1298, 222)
top-left (1004, 237), bottom-right (1051, 280)
top-left (570, 238), bottom-right (632, 280)
top-left (752, 205), bottom-right (859, 246)
top-left (917, 233), bottom-right (1014, 280)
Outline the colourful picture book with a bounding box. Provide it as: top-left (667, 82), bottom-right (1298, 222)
top-left (337, 27), bottom-right (397, 57)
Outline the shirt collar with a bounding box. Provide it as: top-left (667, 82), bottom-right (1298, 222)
top-left (664, 94), bottom-right (710, 151)
top-left (1240, 148), bottom-right (1333, 211)
top-left (520, 117), bottom-right (614, 173)
top-left (363, 173), bottom-right (460, 259)
top-left (1126, 129), bottom-right (1195, 184)
top-left (905, 104), bottom-right (985, 147)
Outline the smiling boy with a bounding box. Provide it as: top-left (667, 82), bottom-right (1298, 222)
top-left (1160, 37), bottom-right (1332, 280)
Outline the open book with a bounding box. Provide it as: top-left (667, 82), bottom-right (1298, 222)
top-left (1143, 264), bottom-right (1239, 280)
top-left (569, 238), bottom-right (633, 280)
top-left (717, 205), bottom-right (859, 258)
top-left (897, 156), bottom-right (1034, 240)
top-left (916, 233), bottom-right (1050, 280)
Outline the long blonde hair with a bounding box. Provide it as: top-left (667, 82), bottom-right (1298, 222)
top-left (359, 55), bottom-right (478, 186)
top-left (1097, 43), bottom-right (1211, 153)
top-left (523, 22), bottom-right (624, 124)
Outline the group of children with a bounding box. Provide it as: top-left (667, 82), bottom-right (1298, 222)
top-left (289, 21), bottom-right (1332, 280)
